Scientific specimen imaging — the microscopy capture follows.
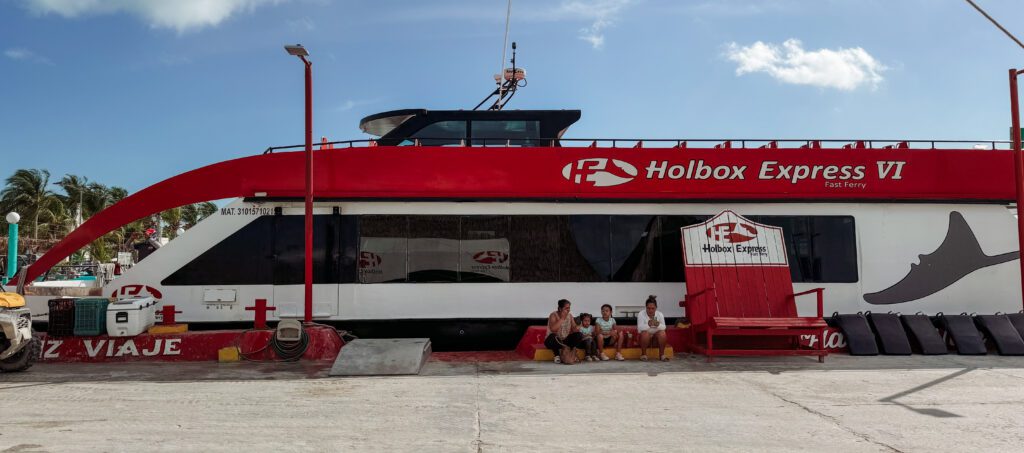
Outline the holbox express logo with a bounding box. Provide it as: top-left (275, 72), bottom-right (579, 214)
top-left (359, 251), bottom-right (382, 269)
top-left (472, 251), bottom-right (509, 264)
top-left (706, 222), bottom-right (758, 244)
top-left (562, 158), bottom-right (638, 187)
top-left (111, 284), bottom-right (163, 300)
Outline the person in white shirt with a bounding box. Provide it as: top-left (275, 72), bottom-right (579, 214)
top-left (636, 295), bottom-right (669, 361)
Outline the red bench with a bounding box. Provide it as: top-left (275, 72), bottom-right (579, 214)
top-left (679, 211), bottom-right (828, 362)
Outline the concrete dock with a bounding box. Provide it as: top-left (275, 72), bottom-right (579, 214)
top-left (2, 354), bottom-right (1023, 452)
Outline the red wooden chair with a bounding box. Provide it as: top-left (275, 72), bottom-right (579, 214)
top-left (679, 211), bottom-right (827, 362)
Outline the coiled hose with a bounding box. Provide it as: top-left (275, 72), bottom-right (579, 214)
top-left (270, 327), bottom-right (309, 361)
top-left (236, 323), bottom-right (354, 362)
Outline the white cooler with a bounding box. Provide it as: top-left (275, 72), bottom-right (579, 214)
top-left (106, 297), bottom-right (158, 337)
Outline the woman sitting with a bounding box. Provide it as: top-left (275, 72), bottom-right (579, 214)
top-left (545, 299), bottom-right (583, 364)
top-left (637, 295), bottom-right (669, 361)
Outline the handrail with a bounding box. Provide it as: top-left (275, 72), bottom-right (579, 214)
top-left (263, 137), bottom-right (1014, 154)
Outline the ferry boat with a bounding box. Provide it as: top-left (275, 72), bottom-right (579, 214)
top-left (16, 85), bottom-right (1023, 349)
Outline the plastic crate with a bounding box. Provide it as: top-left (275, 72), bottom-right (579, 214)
top-left (47, 298), bottom-right (77, 337)
top-left (74, 298), bottom-right (110, 336)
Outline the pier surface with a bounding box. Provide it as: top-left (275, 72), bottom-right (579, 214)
top-left (2, 355), bottom-right (1023, 452)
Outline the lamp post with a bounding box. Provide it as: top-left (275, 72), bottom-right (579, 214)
top-left (285, 44), bottom-right (314, 323)
top-left (1010, 69), bottom-right (1024, 310)
top-left (5, 212), bottom-right (19, 285)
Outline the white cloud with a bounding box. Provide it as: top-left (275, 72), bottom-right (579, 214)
top-left (725, 39), bottom-right (886, 91)
top-left (4, 48), bottom-right (32, 59)
top-left (4, 47), bottom-right (53, 65)
top-left (335, 98), bottom-right (381, 112)
top-left (23, 0), bottom-right (283, 32)
top-left (287, 17), bottom-right (315, 31)
top-left (552, 0), bottom-right (634, 49)
top-left (367, 1), bottom-right (635, 50)
top-left (157, 54), bottom-right (193, 66)
top-left (684, 0), bottom-right (795, 16)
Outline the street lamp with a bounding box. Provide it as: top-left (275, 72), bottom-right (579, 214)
top-left (284, 43), bottom-right (314, 323)
top-left (1009, 69), bottom-right (1024, 310)
top-left (5, 212), bottom-right (20, 284)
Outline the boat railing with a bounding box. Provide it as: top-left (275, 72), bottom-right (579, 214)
top-left (263, 138), bottom-right (1013, 154)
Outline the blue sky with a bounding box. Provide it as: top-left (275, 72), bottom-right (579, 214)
top-left (2, 0), bottom-right (1024, 193)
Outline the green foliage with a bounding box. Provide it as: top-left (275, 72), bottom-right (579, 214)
top-left (2, 168), bottom-right (220, 262)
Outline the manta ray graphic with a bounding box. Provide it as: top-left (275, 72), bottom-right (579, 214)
top-left (863, 211), bottom-right (1019, 305)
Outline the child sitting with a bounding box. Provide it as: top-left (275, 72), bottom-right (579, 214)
top-left (577, 313), bottom-right (599, 362)
top-left (595, 304), bottom-right (625, 361)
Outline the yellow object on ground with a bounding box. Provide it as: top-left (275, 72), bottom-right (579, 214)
top-left (218, 347), bottom-right (240, 363)
top-left (534, 346), bottom-right (674, 361)
top-left (0, 292), bottom-right (25, 308)
top-left (148, 324), bottom-right (189, 335)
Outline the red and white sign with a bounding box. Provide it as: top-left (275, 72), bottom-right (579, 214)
top-left (683, 211), bottom-right (788, 267)
top-left (35, 326), bottom-right (344, 363)
top-left (561, 158), bottom-right (638, 187)
top-left (111, 284), bottom-right (163, 300)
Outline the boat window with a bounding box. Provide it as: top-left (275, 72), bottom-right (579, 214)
top-left (562, 216), bottom-right (611, 282)
top-left (409, 121), bottom-right (467, 146)
top-left (652, 216), bottom-right (710, 282)
top-left (359, 215), bottom-right (408, 283)
top-left (161, 216), bottom-right (275, 286)
top-left (163, 215), bottom-right (357, 286)
top-left (752, 216), bottom-right (859, 283)
top-left (408, 216), bottom-right (460, 283)
top-left (460, 216), bottom-right (511, 282)
top-left (809, 217), bottom-right (858, 282)
top-left (163, 213), bottom-right (858, 287)
top-left (610, 216), bottom-right (658, 282)
top-left (470, 120), bottom-right (540, 146)
top-left (272, 215), bottom-right (357, 285)
top-left (508, 216), bottom-right (562, 282)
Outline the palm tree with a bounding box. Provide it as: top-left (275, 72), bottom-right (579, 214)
top-left (179, 202), bottom-right (218, 230)
top-left (1, 169), bottom-right (59, 240)
top-left (56, 174), bottom-right (90, 228)
top-left (196, 202), bottom-right (217, 220)
top-left (161, 208), bottom-right (182, 239)
top-left (107, 186), bottom-right (128, 204)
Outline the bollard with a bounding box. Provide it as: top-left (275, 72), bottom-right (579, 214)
top-left (245, 298), bottom-right (276, 329)
top-left (159, 305), bottom-right (182, 325)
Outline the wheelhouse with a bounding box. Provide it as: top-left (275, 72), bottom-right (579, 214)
top-left (359, 109), bottom-right (581, 146)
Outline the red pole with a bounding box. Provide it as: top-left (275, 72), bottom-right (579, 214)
top-left (1011, 69), bottom-right (1024, 311)
top-left (302, 56), bottom-right (313, 323)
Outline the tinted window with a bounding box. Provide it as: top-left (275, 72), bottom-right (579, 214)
top-left (509, 216), bottom-right (561, 282)
top-left (610, 215), bottom-right (657, 282)
top-left (164, 213), bottom-right (857, 286)
top-left (163, 215), bottom-right (358, 286)
top-left (338, 216), bottom-right (359, 283)
top-left (563, 215), bottom-right (610, 281)
top-left (810, 217), bottom-right (858, 283)
top-left (359, 215), bottom-right (408, 283)
top-left (162, 216), bottom-right (274, 286)
top-left (460, 216), bottom-right (510, 282)
top-left (651, 215), bottom-right (709, 282)
top-left (753, 216), bottom-right (858, 283)
top-left (411, 121), bottom-right (467, 146)
top-left (408, 216), bottom-right (460, 282)
top-left (471, 120), bottom-right (540, 146)
top-left (271, 215), bottom-right (358, 284)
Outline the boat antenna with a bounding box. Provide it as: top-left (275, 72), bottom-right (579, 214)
top-left (474, 1), bottom-right (526, 110)
top-left (473, 42), bottom-right (527, 110)
top-left (499, 0), bottom-right (512, 95)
